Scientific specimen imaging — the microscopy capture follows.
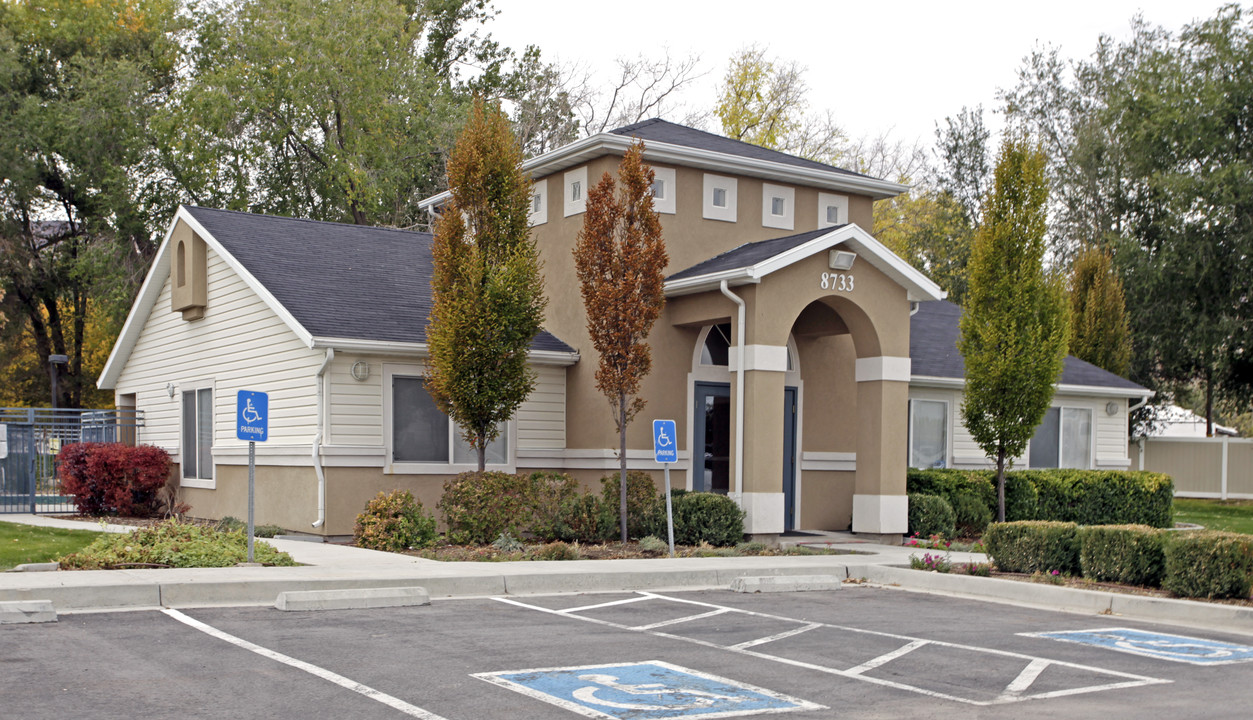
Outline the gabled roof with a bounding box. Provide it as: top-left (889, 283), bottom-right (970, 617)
top-left (664, 224), bottom-right (946, 303)
top-left (99, 206), bottom-right (576, 388)
top-left (910, 299), bottom-right (1150, 396)
top-left (419, 119), bottom-right (908, 211)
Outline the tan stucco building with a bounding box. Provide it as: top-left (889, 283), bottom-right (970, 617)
top-left (99, 120), bottom-right (1148, 541)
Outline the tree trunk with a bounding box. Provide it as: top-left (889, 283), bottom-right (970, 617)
top-left (996, 447), bottom-right (1007, 523)
top-left (619, 393), bottom-right (628, 543)
top-left (477, 433), bottom-right (486, 473)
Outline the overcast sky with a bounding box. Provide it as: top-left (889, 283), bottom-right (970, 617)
top-left (488, 0), bottom-right (1242, 150)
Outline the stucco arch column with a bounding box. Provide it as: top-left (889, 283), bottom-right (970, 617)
top-left (852, 357), bottom-right (911, 536)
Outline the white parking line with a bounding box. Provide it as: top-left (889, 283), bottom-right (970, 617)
top-left (633, 608), bottom-right (730, 630)
top-left (845, 639), bottom-right (929, 676)
top-left (561, 596), bottom-right (653, 614)
top-left (494, 592), bottom-right (1169, 707)
top-left (161, 608), bottom-right (448, 720)
top-left (731, 623), bottom-right (823, 651)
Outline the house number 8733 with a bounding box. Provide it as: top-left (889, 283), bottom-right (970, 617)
top-left (821, 272), bottom-right (854, 291)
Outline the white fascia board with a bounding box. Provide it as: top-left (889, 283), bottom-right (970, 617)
top-left (909, 374), bottom-right (1151, 399)
top-left (909, 375), bottom-right (967, 389)
top-left (99, 206), bottom-right (316, 388)
top-left (663, 271), bottom-right (761, 297)
top-left (310, 336), bottom-right (579, 366)
top-left (417, 133), bottom-right (909, 210)
top-left (835, 225), bottom-right (946, 302)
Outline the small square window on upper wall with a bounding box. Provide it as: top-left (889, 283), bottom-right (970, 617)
top-left (702, 173), bottom-right (737, 222)
top-left (564, 167), bottom-right (588, 217)
top-left (762, 183), bottom-right (795, 230)
top-left (818, 192), bottom-right (849, 229)
top-left (528, 179), bottom-right (547, 226)
top-left (650, 166), bottom-right (676, 214)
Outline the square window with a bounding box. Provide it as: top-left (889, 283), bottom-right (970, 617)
top-left (1029, 407), bottom-right (1092, 469)
top-left (771, 196), bottom-right (785, 216)
top-left (826, 205), bottom-right (840, 224)
top-left (651, 178), bottom-right (665, 200)
top-left (713, 187), bottom-right (727, 208)
top-left (391, 374), bottom-right (507, 466)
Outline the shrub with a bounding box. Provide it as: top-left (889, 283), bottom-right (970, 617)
top-left (670, 492), bottom-right (744, 547)
top-left (600, 471), bottom-right (662, 539)
top-left (639, 535), bottom-right (669, 553)
top-left (354, 490), bottom-right (437, 552)
top-left (58, 519), bottom-right (296, 569)
top-left (951, 492), bottom-right (992, 537)
top-left (216, 517), bottom-right (286, 538)
top-left (438, 471), bottom-right (534, 545)
top-left (527, 471), bottom-right (581, 541)
top-left (58, 443), bottom-right (172, 517)
top-left (983, 521), bottom-right (1080, 574)
top-left (553, 493), bottom-right (611, 544)
top-left (1162, 531), bottom-right (1253, 600)
top-left (906, 468), bottom-right (1034, 523)
top-left (1021, 470), bottom-right (1173, 528)
top-left (1077, 524), bottom-right (1166, 587)
top-left (1003, 474), bottom-right (1038, 522)
top-left (529, 541), bottom-right (579, 561)
top-left (907, 493), bottom-right (956, 540)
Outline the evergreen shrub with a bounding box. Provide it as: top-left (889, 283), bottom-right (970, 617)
top-left (438, 471), bottom-right (534, 545)
top-left (354, 490), bottom-right (437, 552)
top-left (983, 521), bottom-right (1080, 574)
top-left (1162, 531), bottom-right (1253, 600)
top-left (1076, 524), bottom-right (1165, 586)
top-left (907, 493), bottom-right (956, 539)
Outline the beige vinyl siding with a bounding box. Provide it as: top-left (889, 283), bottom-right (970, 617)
top-left (1095, 399), bottom-right (1129, 465)
top-left (114, 246), bottom-right (322, 460)
top-left (517, 365), bottom-right (566, 449)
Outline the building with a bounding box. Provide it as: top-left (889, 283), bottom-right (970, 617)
top-left (98, 119), bottom-right (1149, 541)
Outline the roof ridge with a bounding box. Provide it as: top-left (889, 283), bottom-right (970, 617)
top-left (186, 205), bottom-right (431, 237)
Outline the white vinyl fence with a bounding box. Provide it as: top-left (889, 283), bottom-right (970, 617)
top-left (1129, 436), bottom-right (1253, 499)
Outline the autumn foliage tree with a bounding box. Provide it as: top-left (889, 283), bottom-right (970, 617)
top-left (1069, 245), bottom-right (1131, 377)
top-left (425, 99), bottom-right (546, 472)
top-left (574, 142), bottom-right (668, 542)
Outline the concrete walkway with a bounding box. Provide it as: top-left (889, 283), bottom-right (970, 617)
top-left (2, 514), bottom-right (1250, 637)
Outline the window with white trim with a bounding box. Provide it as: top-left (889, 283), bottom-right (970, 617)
top-left (390, 374), bottom-right (507, 467)
top-left (180, 383), bottom-right (214, 486)
top-left (1028, 406), bottom-right (1092, 469)
top-left (818, 192), bottom-right (849, 229)
top-left (702, 174), bottom-right (737, 222)
top-left (563, 167), bottom-right (588, 217)
top-left (528, 180), bottom-right (547, 226)
top-left (761, 183), bottom-right (794, 230)
top-left (649, 166), bottom-right (676, 214)
top-left (908, 399), bottom-right (948, 469)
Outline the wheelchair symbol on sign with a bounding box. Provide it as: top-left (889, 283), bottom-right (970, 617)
top-left (572, 673), bottom-right (743, 711)
top-left (656, 427), bottom-right (672, 447)
top-left (242, 399), bottom-right (262, 424)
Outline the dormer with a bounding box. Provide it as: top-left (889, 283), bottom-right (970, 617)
top-left (170, 222), bottom-right (207, 321)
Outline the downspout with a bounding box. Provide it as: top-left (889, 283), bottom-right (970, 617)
top-left (311, 348), bottom-right (334, 528)
top-left (719, 280), bottom-right (746, 500)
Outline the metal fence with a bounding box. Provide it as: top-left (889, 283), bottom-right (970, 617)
top-left (0, 408), bottom-right (145, 514)
top-left (1129, 436), bottom-right (1253, 500)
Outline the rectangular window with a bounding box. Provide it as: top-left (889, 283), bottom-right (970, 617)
top-left (826, 206), bottom-right (840, 224)
top-left (532, 194), bottom-right (541, 213)
top-left (571, 180), bottom-right (581, 202)
top-left (1029, 407), bottom-right (1092, 469)
top-left (909, 399), bottom-right (947, 468)
top-left (650, 179), bottom-right (666, 200)
top-left (391, 375), bottom-right (507, 466)
top-left (712, 187), bottom-right (727, 208)
top-left (181, 387), bottom-right (213, 482)
top-left (771, 196), bottom-right (785, 216)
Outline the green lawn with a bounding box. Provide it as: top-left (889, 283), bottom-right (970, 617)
top-left (0, 521), bottom-right (103, 570)
top-left (1173, 498), bottom-right (1253, 535)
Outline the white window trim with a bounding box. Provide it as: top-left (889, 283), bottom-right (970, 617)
top-left (1029, 403), bottom-right (1095, 470)
top-left (761, 183), bottom-right (795, 230)
top-left (908, 398), bottom-right (949, 469)
top-left (383, 364), bottom-right (516, 475)
top-left (564, 167), bottom-right (588, 217)
top-left (818, 192), bottom-right (849, 229)
top-left (650, 166), bottom-right (676, 214)
top-left (179, 378), bottom-right (216, 489)
top-left (702, 173), bottom-right (738, 222)
top-left (528, 179), bottom-right (548, 226)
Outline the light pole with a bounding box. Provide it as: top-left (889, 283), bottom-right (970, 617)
top-left (48, 354), bottom-right (68, 410)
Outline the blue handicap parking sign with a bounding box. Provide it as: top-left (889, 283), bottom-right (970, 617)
top-left (236, 390), bottom-right (268, 442)
top-left (653, 420), bottom-right (677, 464)
top-left (1025, 627), bottom-right (1253, 665)
top-left (475, 660), bottom-right (822, 719)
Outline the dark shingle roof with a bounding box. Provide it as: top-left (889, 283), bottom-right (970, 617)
top-left (910, 299), bottom-right (1147, 391)
top-left (610, 119), bottom-right (871, 179)
top-left (184, 207), bottom-right (573, 352)
top-left (667, 227), bottom-right (839, 281)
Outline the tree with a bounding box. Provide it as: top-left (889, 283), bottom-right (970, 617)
top-left (573, 142), bottom-right (668, 543)
top-left (875, 189), bottom-right (973, 305)
top-left (933, 105), bottom-right (991, 227)
top-left (424, 99), bottom-right (546, 471)
top-left (959, 137), bottom-right (1070, 521)
top-left (1069, 245), bottom-right (1130, 376)
top-left (0, 0), bottom-right (185, 408)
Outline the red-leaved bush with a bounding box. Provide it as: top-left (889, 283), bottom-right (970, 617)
top-left (58, 443), bottom-right (172, 516)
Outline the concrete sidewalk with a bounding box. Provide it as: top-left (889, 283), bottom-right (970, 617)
top-left (2, 514), bottom-right (1250, 637)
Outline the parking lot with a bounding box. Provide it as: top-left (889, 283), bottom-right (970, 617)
top-left (5, 586), bottom-right (1252, 719)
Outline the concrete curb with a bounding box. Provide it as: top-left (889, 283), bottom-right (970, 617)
top-left (0, 600), bottom-right (56, 624)
top-left (275, 586), bottom-right (430, 611)
top-left (854, 565), bottom-right (1253, 636)
top-left (731, 575), bottom-right (843, 593)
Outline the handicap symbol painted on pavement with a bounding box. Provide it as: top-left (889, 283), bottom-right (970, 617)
top-left (474, 660), bottom-right (824, 719)
top-left (1023, 627), bottom-right (1253, 666)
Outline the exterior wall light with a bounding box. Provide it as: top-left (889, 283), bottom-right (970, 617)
top-left (351, 361), bottom-right (370, 381)
top-left (829, 250), bottom-right (856, 271)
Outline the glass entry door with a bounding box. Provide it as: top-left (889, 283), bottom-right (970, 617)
top-left (693, 382), bottom-right (731, 494)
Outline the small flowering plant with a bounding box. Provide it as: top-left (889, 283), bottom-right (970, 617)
top-left (909, 552), bottom-right (953, 573)
top-left (905, 533), bottom-right (952, 550)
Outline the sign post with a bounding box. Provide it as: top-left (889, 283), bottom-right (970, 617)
top-left (652, 419), bottom-right (677, 557)
top-left (236, 390), bottom-right (269, 563)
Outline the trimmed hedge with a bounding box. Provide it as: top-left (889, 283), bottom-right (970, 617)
top-left (1162, 531), bottom-right (1253, 600)
top-left (983, 521), bottom-right (1080, 574)
top-left (58, 442), bottom-right (172, 516)
top-left (664, 490), bottom-right (744, 547)
top-left (904, 468), bottom-right (1035, 522)
top-left (952, 492), bottom-right (992, 537)
top-left (907, 493), bottom-right (955, 539)
top-left (1077, 524), bottom-right (1165, 586)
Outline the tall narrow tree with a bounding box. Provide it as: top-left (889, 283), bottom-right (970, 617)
top-left (1069, 245), bottom-right (1131, 377)
top-left (574, 142), bottom-right (668, 542)
top-left (425, 99), bottom-right (546, 471)
top-left (959, 137), bottom-right (1070, 521)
